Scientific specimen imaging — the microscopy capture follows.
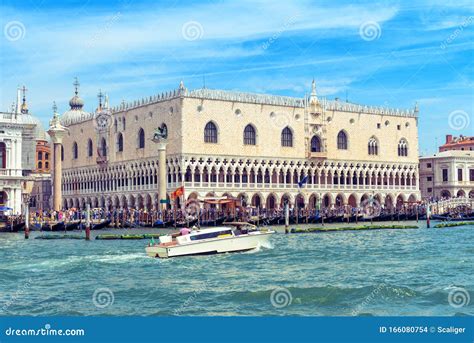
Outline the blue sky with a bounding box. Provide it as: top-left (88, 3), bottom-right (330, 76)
top-left (0, 0), bottom-right (472, 154)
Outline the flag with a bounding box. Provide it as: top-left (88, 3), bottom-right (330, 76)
top-left (298, 175), bottom-right (308, 188)
top-left (171, 186), bottom-right (184, 199)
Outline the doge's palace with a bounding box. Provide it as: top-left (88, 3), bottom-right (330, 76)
top-left (59, 80), bottom-right (420, 211)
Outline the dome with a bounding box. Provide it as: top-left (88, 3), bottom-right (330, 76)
top-left (60, 77), bottom-right (93, 126)
top-left (16, 113), bottom-right (48, 140)
top-left (60, 108), bottom-right (93, 126)
top-left (69, 95), bottom-right (84, 109)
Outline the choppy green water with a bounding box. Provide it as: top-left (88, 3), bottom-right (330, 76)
top-left (0, 222), bottom-right (472, 316)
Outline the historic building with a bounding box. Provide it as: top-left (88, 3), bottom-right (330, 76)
top-left (30, 134), bottom-right (52, 212)
top-left (439, 134), bottom-right (474, 152)
top-left (59, 80), bottom-right (420, 211)
top-left (419, 150), bottom-right (474, 200)
top-left (0, 87), bottom-right (41, 214)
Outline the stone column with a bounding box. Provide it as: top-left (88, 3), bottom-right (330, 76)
top-left (47, 107), bottom-right (67, 212)
top-left (157, 142), bottom-right (168, 209)
top-left (53, 142), bottom-right (62, 210)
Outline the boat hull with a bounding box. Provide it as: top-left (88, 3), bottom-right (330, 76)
top-left (146, 232), bottom-right (273, 258)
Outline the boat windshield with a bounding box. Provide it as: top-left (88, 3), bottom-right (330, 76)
top-left (190, 229), bottom-right (233, 241)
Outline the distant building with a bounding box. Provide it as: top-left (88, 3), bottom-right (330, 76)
top-left (30, 128), bottom-right (52, 212)
top-left (419, 150), bottom-right (474, 200)
top-left (439, 134), bottom-right (474, 152)
top-left (35, 139), bottom-right (51, 173)
top-left (0, 87), bottom-right (42, 214)
top-left (30, 174), bottom-right (51, 212)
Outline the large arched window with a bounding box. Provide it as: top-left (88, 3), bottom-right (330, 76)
top-left (72, 142), bottom-right (78, 159)
top-left (204, 121), bottom-right (218, 143)
top-left (243, 124), bottom-right (256, 145)
top-left (100, 138), bottom-right (107, 157)
top-left (0, 142), bottom-right (5, 168)
top-left (337, 131), bottom-right (348, 150)
top-left (311, 135), bottom-right (321, 152)
top-left (368, 137), bottom-right (378, 155)
top-left (38, 151), bottom-right (43, 160)
top-left (137, 128), bottom-right (145, 149)
top-left (281, 127), bottom-right (293, 147)
top-left (398, 138), bottom-right (408, 156)
top-left (117, 133), bottom-right (124, 152)
top-left (87, 139), bottom-right (93, 157)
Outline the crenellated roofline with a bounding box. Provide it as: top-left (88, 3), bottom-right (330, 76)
top-left (109, 83), bottom-right (418, 118)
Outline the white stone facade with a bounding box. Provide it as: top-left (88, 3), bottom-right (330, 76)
top-left (0, 112), bottom-right (37, 214)
top-left (419, 150), bottom-right (474, 200)
top-left (60, 81), bottom-right (421, 210)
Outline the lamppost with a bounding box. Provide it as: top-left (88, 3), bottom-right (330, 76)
top-left (21, 178), bottom-right (35, 239)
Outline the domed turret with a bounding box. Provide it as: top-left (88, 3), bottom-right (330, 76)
top-left (60, 77), bottom-right (93, 126)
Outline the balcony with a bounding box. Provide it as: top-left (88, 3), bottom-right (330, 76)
top-left (309, 151), bottom-right (327, 159)
top-left (0, 168), bottom-right (23, 178)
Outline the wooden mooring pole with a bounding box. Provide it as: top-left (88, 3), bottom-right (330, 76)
top-left (85, 203), bottom-right (91, 240)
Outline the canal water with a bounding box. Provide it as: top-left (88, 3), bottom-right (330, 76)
top-left (0, 221), bottom-right (472, 316)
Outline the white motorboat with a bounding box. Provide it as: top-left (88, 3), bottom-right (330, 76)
top-left (145, 222), bottom-right (274, 258)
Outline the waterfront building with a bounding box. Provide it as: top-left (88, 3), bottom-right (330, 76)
top-left (0, 87), bottom-right (42, 214)
top-left (439, 134), bottom-right (474, 152)
top-left (29, 124), bottom-right (52, 212)
top-left (419, 150), bottom-right (474, 200)
top-left (58, 79), bottom-right (421, 211)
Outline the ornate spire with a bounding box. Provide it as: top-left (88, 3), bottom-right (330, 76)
top-left (15, 86), bottom-right (21, 114)
top-left (73, 77), bottom-right (80, 96)
top-left (414, 101), bottom-right (419, 114)
top-left (97, 89), bottom-right (104, 111)
top-left (52, 101), bottom-right (58, 115)
top-left (104, 93), bottom-right (109, 109)
top-left (20, 85), bottom-right (28, 114)
top-left (69, 77), bottom-right (84, 110)
top-left (309, 79), bottom-right (318, 106)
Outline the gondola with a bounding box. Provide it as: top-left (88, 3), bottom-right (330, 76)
top-left (11, 222), bottom-right (25, 231)
top-left (0, 222), bottom-right (21, 232)
top-left (152, 219), bottom-right (173, 228)
top-left (66, 220), bottom-right (81, 230)
top-left (267, 215), bottom-right (283, 225)
top-left (431, 214), bottom-right (474, 221)
top-left (173, 218), bottom-right (198, 228)
top-left (199, 215), bottom-right (227, 227)
top-left (40, 221), bottom-right (65, 231)
top-left (91, 219), bottom-right (111, 230)
top-left (31, 222), bottom-right (43, 231)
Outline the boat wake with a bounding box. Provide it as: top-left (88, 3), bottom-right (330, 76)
top-left (244, 241), bottom-right (274, 254)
